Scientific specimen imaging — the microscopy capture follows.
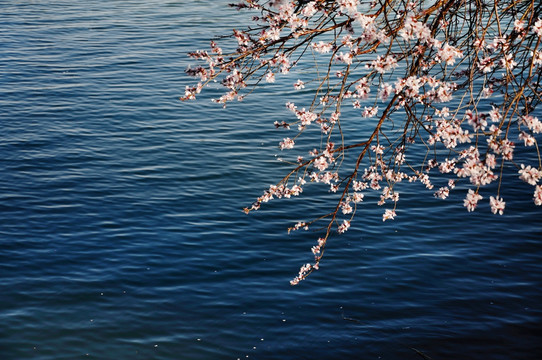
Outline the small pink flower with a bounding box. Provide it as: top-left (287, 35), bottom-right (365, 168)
top-left (464, 189), bottom-right (483, 212)
top-left (534, 185), bottom-right (542, 206)
top-left (351, 192), bottom-right (364, 203)
top-left (341, 201), bottom-right (353, 214)
top-left (311, 41), bottom-right (333, 54)
top-left (482, 86), bottom-right (493, 98)
top-left (489, 106), bottom-right (501, 122)
top-left (335, 52), bottom-right (353, 65)
top-left (437, 43), bottom-right (463, 65)
top-left (296, 109), bottom-right (317, 126)
top-left (265, 71), bottom-right (275, 83)
top-left (478, 57), bottom-right (494, 73)
top-left (301, 2), bottom-right (318, 17)
top-left (500, 53), bottom-right (517, 70)
top-left (352, 180), bottom-right (367, 191)
top-left (520, 115), bottom-right (542, 133)
top-left (519, 132), bottom-right (536, 146)
top-left (473, 38), bottom-right (486, 50)
top-left (434, 187), bottom-right (450, 200)
top-left (294, 79), bottom-right (305, 90)
top-left (533, 18), bottom-right (542, 37)
top-left (369, 55), bottom-right (398, 74)
top-left (338, 0), bottom-right (359, 14)
top-left (362, 106), bottom-right (378, 118)
top-left (337, 220), bottom-right (351, 233)
top-left (489, 196), bottom-right (505, 215)
top-left (379, 83), bottom-right (394, 101)
top-left (279, 137), bottom-right (295, 150)
top-left (519, 164), bottom-right (542, 185)
top-left (382, 209), bottom-right (396, 221)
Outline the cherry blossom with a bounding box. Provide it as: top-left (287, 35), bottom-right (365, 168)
top-left (183, 0), bottom-right (542, 284)
top-left (293, 79), bottom-right (305, 90)
top-left (436, 43), bottom-right (463, 65)
top-left (265, 71), bottom-right (275, 83)
top-left (369, 55), bottom-right (398, 74)
top-left (520, 115), bottom-right (542, 133)
top-left (279, 137), bottom-right (295, 150)
top-left (534, 185), bottom-right (542, 206)
top-left (489, 196), bottom-right (506, 215)
top-left (362, 106), bottom-right (378, 118)
top-left (519, 165), bottom-right (542, 186)
top-left (311, 41), bottom-right (333, 54)
top-left (533, 18), bottom-right (542, 37)
top-left (382, 209), bottom-right (396, 222)
top-left (464, 190), bottom-right (483, 212)
top-left (434, 187), bottom-right (450, 200)
top-left (519, 132), bottom-right (536, 146)
top-left (478, 57), bottom-right (495, 73)
top-left (337, 220), bottom-right (351, 234)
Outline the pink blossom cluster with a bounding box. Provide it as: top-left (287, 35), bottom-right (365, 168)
top-left (246, 182), bottom-right (304, 213)
top-left (290, 263), bottom-right (314, 286)
top-left (184, 1), bottom-right (542, 284)
top-left (464, 189), bottom-right (483, 212)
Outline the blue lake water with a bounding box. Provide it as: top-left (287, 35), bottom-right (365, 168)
top-left (1, 1), bottom-right (541, 359)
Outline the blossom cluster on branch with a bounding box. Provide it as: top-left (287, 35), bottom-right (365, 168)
top-left (182, 0), bottom-right (542, 284)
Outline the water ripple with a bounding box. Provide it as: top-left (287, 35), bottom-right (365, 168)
top-left (1, 1), bottom-right (542, 360)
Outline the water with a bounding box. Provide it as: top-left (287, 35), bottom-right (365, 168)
top-left (1, 1), bottom-right (541, 359)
